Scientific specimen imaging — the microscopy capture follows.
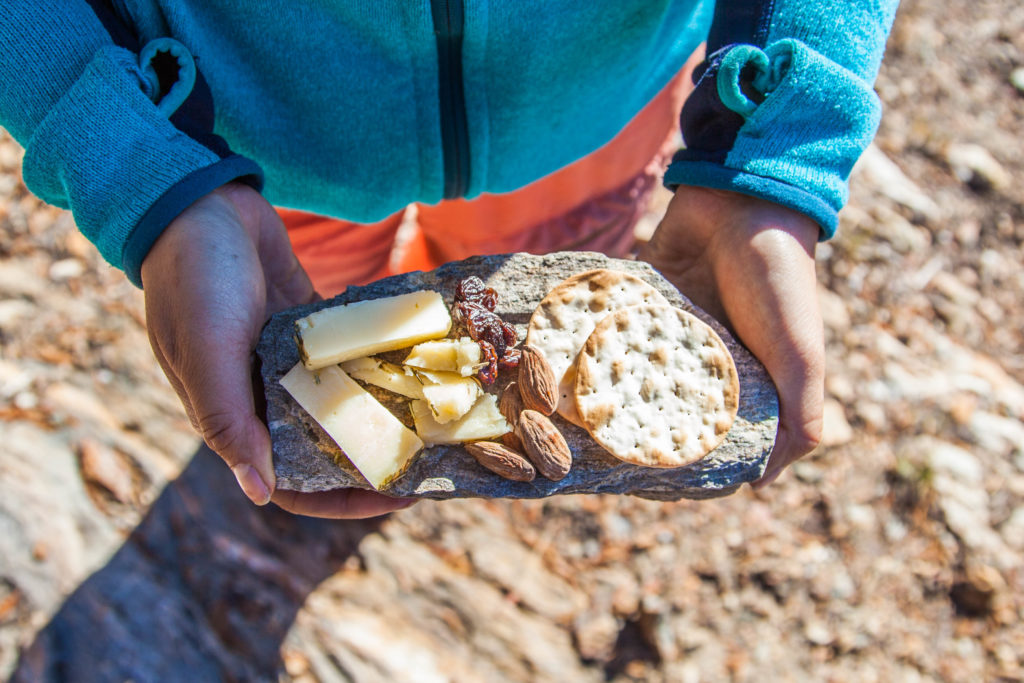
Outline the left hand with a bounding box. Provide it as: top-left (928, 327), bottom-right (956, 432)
top-left (639, 185), bottom-right (824, 488)
top-left (141, 182), bottom-right (417, 518)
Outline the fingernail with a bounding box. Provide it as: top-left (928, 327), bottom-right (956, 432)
top-left (232, 463), bottom-right (271, 505)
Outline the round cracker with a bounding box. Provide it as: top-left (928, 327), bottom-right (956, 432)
top-left (525, 269), bottom-right (669, 427)
top-left (574, 304), bottom-right (739, 468)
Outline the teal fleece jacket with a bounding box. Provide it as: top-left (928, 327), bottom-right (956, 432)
top-left (0, 1), bottom-right (898, 286)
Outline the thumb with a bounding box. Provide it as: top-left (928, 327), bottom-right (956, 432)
top-left (728, 231), bottom-right (823, 489)
top-left (141, 184), bottom-right (280, 506)
top-left (708, 218), bottom-right (824, 488)
top-left (187, 337), bottom-right (276, 504)
top-left (750, 325), bottom-right (824, 488)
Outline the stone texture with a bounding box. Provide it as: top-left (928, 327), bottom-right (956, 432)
top-left (258, 252), bottom-right (779, 500)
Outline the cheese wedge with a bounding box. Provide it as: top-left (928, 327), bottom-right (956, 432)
top-left (279, 362), bottom-right (423, 489)
top-left (411, 393), bottom-right (510, 445)
top-left (404, 338), bottom-right (482, 376)
top-left (296, 291), bottom-right (452, 369)
top-left (414, 370), bottom-right (482, 424)
top-left (340, 356), bottom-right (425, 400)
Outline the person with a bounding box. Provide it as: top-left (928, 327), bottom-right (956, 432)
top-left (0, 1), bottom-right (899, 518)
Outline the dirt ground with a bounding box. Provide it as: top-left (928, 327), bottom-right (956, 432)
top-left (1, 0), bottom-right (1023, 680)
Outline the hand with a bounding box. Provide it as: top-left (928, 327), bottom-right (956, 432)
top-left (639, 185), bottom-right (824, 488)
top-left (141, 183), bottom-right (416, 517)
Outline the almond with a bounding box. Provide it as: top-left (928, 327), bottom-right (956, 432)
top-left (516, 409), bottom-right (572, 481)
top-left (502, 430), bottom-right (525, 452)
top-left (518, 344), bottom-right (558, 415)
top-left (499, 381), bottom-right (525, 428)
top-left (465, 441), bottom-right (536, 482)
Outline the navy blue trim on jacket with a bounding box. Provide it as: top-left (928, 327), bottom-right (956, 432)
top-left (125, 156), bottom-right (264, 287)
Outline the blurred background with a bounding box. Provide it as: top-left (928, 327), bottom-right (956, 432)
top-left (1, 0), bottom-right (1022, 680)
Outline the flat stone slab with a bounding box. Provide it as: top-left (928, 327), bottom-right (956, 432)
top-left (258, 252), bottom-right (778, 500)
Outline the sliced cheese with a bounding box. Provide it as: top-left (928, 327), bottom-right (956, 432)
top-left (415, 370), bottom-right (482, 423)
top-left (279, 362), bottom-right (423, 489)
top-left (296, 291), bottom-right (451, 370)
top-left (404, 337), bottom-right (482, 376)
top-left (455, 339), bottom-right (483, 376)
top-left (340, 356), bottom-right (425, 400)
top-left (410, 393), bottom-right (510, 445)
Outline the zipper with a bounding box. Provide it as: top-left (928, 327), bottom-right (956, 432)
top-left (430, 0), bottom-right (470, 199)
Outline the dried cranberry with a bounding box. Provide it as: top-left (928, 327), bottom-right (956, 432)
top-left (481, 321), bottom-right (508, 358)
top-left (451, 301), bottom-right (472, 327)
top-left (453, 301), bottom-right (485, 332)
top-left (477, 339), bottom-right (499, 385)
top-left (479, 288), bottom-right (498, 311)
top-left (455, 276), bottom-right (498, 311)
top-left (453, 276), bottom-right (520, 381)
top-left (455, 302), bottom-right (508, 356)
top-left (500, 321), bottom-right (518, 348)
top-left (455, 276), bottom-right (486, 303)
top-left (498, 347), bottom-right (521, 371)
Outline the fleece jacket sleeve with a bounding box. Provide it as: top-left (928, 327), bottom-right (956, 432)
top-left (665, 0), bottom-right (900, 238)
top-left (0, 2), bottom-right (262, 286)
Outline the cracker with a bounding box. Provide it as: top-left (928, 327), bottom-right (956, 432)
top-left (525, 269), bottom-right (669, 426)
top-left (574, 305), bottom-right (739, 468)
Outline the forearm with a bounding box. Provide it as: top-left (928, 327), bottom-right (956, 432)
top-left (0, 2), bottom-right (261, 285)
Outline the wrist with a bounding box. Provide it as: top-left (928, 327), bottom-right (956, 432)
top-left (671, 185), bottom-right (820, 254)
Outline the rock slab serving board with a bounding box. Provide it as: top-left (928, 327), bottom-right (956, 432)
top-left (258, 252), bottom-right (778, 500)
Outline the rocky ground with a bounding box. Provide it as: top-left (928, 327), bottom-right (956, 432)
top-left (1, 0), bottom-right (1023, 680)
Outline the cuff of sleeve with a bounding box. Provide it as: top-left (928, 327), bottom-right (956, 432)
top-left (123, 155), bottom-right (263, 287)
top-left (673, 39), bottom-right (882, 239)
top-left (664, 160), bottom-right (837, 239)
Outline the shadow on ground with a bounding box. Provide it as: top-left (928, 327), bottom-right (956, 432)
top-left (10, 445), bottom-right (383, 682)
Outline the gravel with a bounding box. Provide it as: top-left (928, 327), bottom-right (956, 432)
top-left (1, 0), bottom-right (1023, 678)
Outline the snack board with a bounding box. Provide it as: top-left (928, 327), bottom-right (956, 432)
top-left (257, 252), bottom-right (779, 500)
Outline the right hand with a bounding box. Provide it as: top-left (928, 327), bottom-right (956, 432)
top-left (140, 182), bottom-right (416, 518)
top-left (639, 186), bottom-right (825, 488)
